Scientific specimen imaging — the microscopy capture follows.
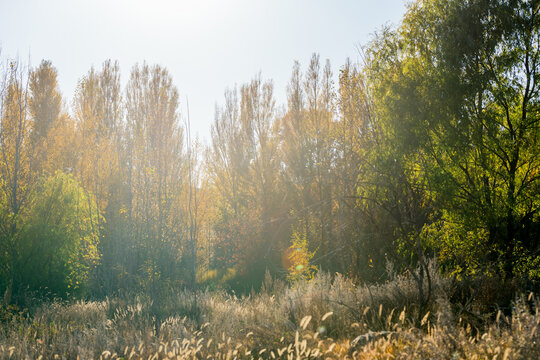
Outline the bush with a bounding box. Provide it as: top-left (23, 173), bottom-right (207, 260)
top-left (11, 172), bottom-right (100, 300)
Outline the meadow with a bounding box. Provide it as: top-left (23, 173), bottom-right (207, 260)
top-left (1, 269), bottom-right (539, 359)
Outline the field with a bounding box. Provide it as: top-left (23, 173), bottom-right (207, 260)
top-left (1, 270), bottom-right (539, 359)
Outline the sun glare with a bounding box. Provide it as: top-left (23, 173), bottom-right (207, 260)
top-left (118, 0), bottom-right (224, 29)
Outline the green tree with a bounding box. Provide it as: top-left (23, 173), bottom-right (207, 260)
top-left (14, 172), bottom-right (100, 297)
top-left (366, 0), bottom-right (540, 279)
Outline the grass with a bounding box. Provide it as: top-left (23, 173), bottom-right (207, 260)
top-left (0, 269), bottom-right (539, 359)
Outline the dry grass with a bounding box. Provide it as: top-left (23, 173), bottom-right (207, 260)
top-left (0, 271), bottom-right (539, 359)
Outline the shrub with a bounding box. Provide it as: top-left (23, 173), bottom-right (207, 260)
top-left (12, 172), bottom-right (100, 300)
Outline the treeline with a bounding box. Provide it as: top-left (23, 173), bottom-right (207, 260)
top-left (1, 0), bottom-right (539, 302)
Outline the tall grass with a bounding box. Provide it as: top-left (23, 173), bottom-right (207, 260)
top-left (0, 269), bottom-right (539, 359)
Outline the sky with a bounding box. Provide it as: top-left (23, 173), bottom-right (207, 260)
top-left (0, 0), bottom-right (408, 142)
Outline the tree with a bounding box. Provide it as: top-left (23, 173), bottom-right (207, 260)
top-left (29, 60), bottom-right (62, 145)
top-left (125, 63), bottom-right (185, 289)
top-left (208, 74), bottom-right (284, 289)
top-left (72, 60), bottom-right (124, 293)
top-left (73, 60), bottom-right (122, 215)
top-left (366, 0), bottom-right (540, 279)
top-left (185, 101), bottom-right (199, 290)
top-left (29, 60), bottom-right (74, 176)
top-left (239, 74), bottom-right (283, 279)
top-left (280, 55), bottom-right (337, 272)
top-left (15, 172), bottom-right (100, 297)
top-left (334, 59), bottom-right (381, 278)
top-left (0, 59), bottom-right (34, 303)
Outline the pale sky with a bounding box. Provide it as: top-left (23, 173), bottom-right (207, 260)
top-left (0, 0), bottom-right (407, 141)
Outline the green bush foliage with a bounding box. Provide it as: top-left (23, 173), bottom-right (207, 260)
top-left (13, 172), bottom-right (100, 297)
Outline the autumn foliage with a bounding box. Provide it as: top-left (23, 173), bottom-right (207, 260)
top-left (0, 0), bottom-right (537, 318)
